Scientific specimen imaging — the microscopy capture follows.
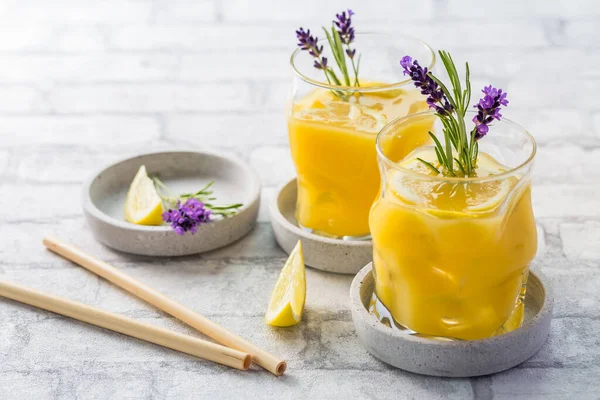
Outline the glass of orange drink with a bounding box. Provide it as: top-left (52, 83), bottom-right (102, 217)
top-left (288, 34), bottom-right (435, 239)
top-left (369, 111), bottom-right (537, 340)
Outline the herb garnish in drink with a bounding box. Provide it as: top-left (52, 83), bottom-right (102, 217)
top-left (296, 9), bottom-right (360, 94)
top-left (400, 51), bottom-right (509, 177)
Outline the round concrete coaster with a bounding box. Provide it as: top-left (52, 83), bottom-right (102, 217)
top-left (350, 263), bottom-right (553, 377)
top-left (83, 150), bottom-right (260, 257)
top-left (269, 179), bottom-right (372, 274)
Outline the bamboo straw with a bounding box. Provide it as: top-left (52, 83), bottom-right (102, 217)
top-left (43, 236), bottom-right (287, 376)
top-left (0, 280), bottom-right (251, 370)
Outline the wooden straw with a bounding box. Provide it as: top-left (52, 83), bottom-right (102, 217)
top-left (0, 280), bottom-right (251, 371)
top-left (43, 236), bottom-right (287, 376)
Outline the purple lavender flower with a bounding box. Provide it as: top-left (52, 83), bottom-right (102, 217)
top-left (296, 28), bottom-right (322, 57)
top-left (334, 9), bottom-right (356, 46)
top-left (472, 85), bottom-right (509, 140)
top-left (314, 57), bottom-right (328, 70)
top-left (401, 56), bottom-right (453, 116)
top-left (162, 198), bottom-right (211, 235)
top-left (296, 27), bottom-right (329, 70)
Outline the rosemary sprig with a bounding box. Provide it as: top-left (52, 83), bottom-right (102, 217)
top-left (400, 51), bottom-right (509, 177)
top-left (153, 177), bottom-right (243, 217)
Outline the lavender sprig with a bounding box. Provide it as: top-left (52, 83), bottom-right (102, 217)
top-left (163, 198), bottom-right (211, 235)
top-left (402, 51), bottom-right (509, 177)
top-left (333, 9), bottom-right (360, 86)
top-left (400, 56), bottom-right (453, 116)
top-left (473, 85), bottom-right (509, 139)
top-left (295, 9), bottom-right (361, 95)
top-left (153, 177), bottom-right (243, 235)
top-left (296, 28), bottom-right (330, 73)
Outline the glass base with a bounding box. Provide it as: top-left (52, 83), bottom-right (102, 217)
top-left (297, 222), bottom-right (371, 241)
top-left (368, 270), bottom-right (528, 341)
top-left (368, 293), bottom-right (458, 341)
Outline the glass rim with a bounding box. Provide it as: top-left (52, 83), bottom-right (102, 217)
top-left (375, 110), bottom-right (537, 183)
top-left (289, 32), bottom-right (436, 93)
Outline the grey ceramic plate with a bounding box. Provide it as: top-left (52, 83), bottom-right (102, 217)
top-left (269, 178), bottom-right (372, 274)
top-left (350, 263), bottom-right (553, 377)
top-left (83, 150), bottom-right (260, 257)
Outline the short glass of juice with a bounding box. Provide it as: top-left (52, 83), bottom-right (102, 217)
top-left (288, 34), bottom-right (435, 240)
top-left (370, 111), bottom-right (537, 340)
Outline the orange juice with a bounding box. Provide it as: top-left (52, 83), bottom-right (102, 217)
top-left (288, 86), bottom-right (430, 238)
top-left (369, 147), bottom-right (537, 340)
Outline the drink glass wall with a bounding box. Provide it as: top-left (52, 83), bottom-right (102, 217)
top-left (287, 34), bottom-right (435, 239)
top-left (370, 111), bottom-right (537, 340)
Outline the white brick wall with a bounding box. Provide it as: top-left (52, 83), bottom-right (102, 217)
top-left (0, 55), bottom-right (179, 83)
top-left (49, 83), bottom-right (260, 113)
top-left (179, 51), bottom-right (290, 81)
top-left (166, 112), bottom-right (287, 148)
top-left (0, 24), bottom-right (106, 52)
top-left (447, 0), bottom-right (600, 18)
top-left (0, 86), bottom-right (43, 112)
top-left (109, 25), bottom-right (291, 51)
top-left (564, 20), bottom-right (600, 47)
top-left (220, 0), bottom-right (435, 22)
top-left (0, 116), bottom-right (160, 147)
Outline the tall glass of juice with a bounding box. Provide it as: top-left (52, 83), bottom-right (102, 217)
top-left (370, 111), bottom-right (537, 340)
top-left (288, 34), bottom-right (435, 239)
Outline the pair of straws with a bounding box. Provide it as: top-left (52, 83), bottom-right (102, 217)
top-left (0, 237), bottom-right (286, 375)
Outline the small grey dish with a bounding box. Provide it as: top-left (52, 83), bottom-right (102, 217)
top-left (350, 263), bottom-right (553, 377)
top-left (269, 178), bottom-right (372, 274)
top-left (83, 150), bottom-right (260, 257)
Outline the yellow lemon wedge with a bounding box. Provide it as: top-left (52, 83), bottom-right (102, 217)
top-left (464, 178), bottom-right (515, 212)
top-left (388, 148), bottom-right (517, 217)
top-left (265, 241), bottom-right (306, 327)
top-left (124, 165), bottom-right (164, 225)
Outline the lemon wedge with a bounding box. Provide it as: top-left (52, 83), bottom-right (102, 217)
top-left (465, 178), bottom-right (515, 212)
top-left (124, 165), bottom-right (164, 225)
top-left (265, 241), bottom-right (306, 327)
top-left (388, 148), bottom-right (517, 216)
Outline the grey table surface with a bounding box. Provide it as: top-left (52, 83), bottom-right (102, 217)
top-left (0, 1), bottom-right (599, 399)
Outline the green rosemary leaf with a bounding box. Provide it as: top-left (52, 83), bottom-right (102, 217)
top-left (199, 181), bottom-right (215, 192)
top-left (438, 52), bottom-right (457, 93)
top-left (355, 54), bottom-right (362, 82)
top-left (207, 204), bottom-right (243, 210)
top-left (439, 115), bottom-right (458, 149)
top-left (332, 27), bottom-right (351, 86)
top-left (322, 49), bottom-right (348, 100)
top-left (322, 29), bottom-right (342, 71)
top-left (454, 158), bottom-right (467, 176)
top-left (464, 61), bottom-right (471, 115)
top-left (444, 129), bottom-right (454, 172)
top-left (417, 158), bottom-right (441, 175)
top-left (325, 66), bottom-right (342, 86)
top-left (468, 127), bottom-right (477, 160)
top-left (350, 55), bottom-right (360, 87)
top-left (439, 51), bottom-right (462, 111)
top-left (428, 73), bottom-right (459, 111)
top-left (323, 70), bottom-right (345, 99)
top-left (323, 27), bottom-right (349, 87)
top-left (324, 68), bottom-right (347, 99)
top-left (429, 131), bottom-right (448, 167)
top-left (434, 146), bottom-right (445, 166)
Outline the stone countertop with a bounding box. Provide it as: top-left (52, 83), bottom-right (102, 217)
top-left (1, 0), bottom-right (599, 399)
